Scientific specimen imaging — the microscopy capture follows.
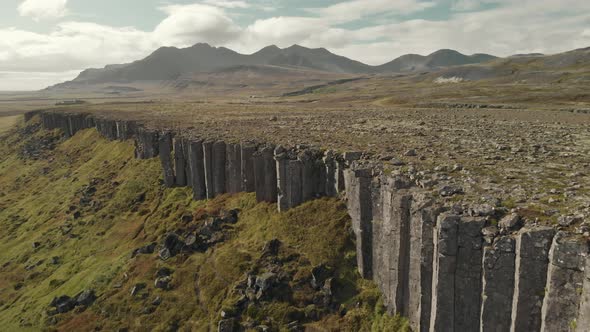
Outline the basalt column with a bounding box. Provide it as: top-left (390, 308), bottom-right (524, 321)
top-left (480, 236), bottom-right (516, 332)
top-left (376, 177), bottom-right (412, 314)
top-left (455, 217), bottom-right (485, 332)
top-left (253, 145), bottom-right (277, 203)
top-left (188, 139), bottom-right (206, 200)
top-left (510, 227), bottom-right (555, 332)
top-left (240, 142), bottom-right (256, 193)
top-left (429, 213), bottom-right (459, 332)
top-left (300, 149), bottom-right (322, 201)
top-left (540, 232), bottom-right (589, 332)
top-left (203, 141), bottom-right (215, 199)
top-left (407, 194), bottom-right (439, 332)
top-left (174, 138), bottom-right (187, 187)
top-left (226, 143), bottom-right (242, 194)
top-left (335, 155), bottom-right (346, 195)
top-left (323, 151), bottom-right (337, 197)
top-left (159, 132), bottom-right (175, 188)
top-left (182, 138), bottom-right (192, 186)
top-left (134, 127), bottom-right (159, 159)
top-left (343, 168), bottom-right (373, 279)
top-left (577, 256), bottom-right (590, 332)
top-left (202, 140), bottom-right (227, 199)
top-left (275, 147), bottom-right (302, 211)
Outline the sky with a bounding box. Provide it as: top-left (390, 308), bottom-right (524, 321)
top-left (1, 0), bottom-right (589, 91)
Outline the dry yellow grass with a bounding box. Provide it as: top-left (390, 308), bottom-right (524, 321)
top-left (0, 115), bottom-right (20, 134)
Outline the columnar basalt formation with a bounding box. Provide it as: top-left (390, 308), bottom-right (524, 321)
top-left (343, 167), bottom-right (374, 279)
top-left (455, 217), bottom-right (485, 332)
top-left (188, 139), bottom-right (206, 200)
top-left (134, 127), bottom-right (159, 159)
top-left (174, 138), bottom-right (188, 187)
top-left (407, 195), bottom-right (440, 332)
top-left (275, 147), bottom-right (304, 212)
top-left (182, 138), bottom-right (192, 186)
top-left (578, 256), bottom-right (590, 331)
top-left (159, 132), bottom-right (175, 188)
top-left (541, 232), bottom-right (589, 332)
top-left (226, 143), bottom-right (242, 194)
top-left (212, 141), bottom-right (227, 197)
top-left (430, 214), bottom-right (459, 332)
top-left (480, 236), bottom-right (516, 332)
top-left (240, 142), bottom-right (256, 193)
top-left (510, 226), bottom-right (555, 332)
top-left (323, 151), bottom-right (337, 197)
top-left (31, 111), bottom-right (590, 332)
top-left (253, 145), bottom-right (277, 203)
top-left (376, 177), bottom-right (412, 314)
top-left (202, 140), bottom-right (215, 199)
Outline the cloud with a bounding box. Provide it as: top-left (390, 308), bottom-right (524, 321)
top-left (3, 0), bottom-right (590, 90)
top-left (0, 70), bottom-right (79, 91)
top-left (451, 0), bottom-right (481, 11)
top-left (202, 0), bottom-right (250, 9)
top-left (311, 0), bottom-right (436, 23)
top-left (17, 0), bottom-right (68, 21)
top-left (154, 4), bottom-right (241, 47)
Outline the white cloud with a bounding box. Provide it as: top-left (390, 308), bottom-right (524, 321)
top-left (17, 0), bottom-right (68, 21)
top-left (451, 0), bottom-right (481, 11)
top-left (311, 0), bottom-right (436, 23)
top-left (202, 0), bottom-right (250, 9)
top-left (0, 70), bottom-right (79, 91)
top-left (154, 4), bottom-right (241, 47)
top-left (2, 0), bottom-right (590, 90)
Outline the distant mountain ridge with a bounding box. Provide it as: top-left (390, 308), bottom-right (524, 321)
top-left (54, 43), bottom-right (498, 87)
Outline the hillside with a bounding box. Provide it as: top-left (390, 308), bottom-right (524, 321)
top-left (375, 49), bottom-right (496, 72)
top-left (50, 43), bottom-right (496, 88)
top-left (0, 117), bottom-right (406, 331)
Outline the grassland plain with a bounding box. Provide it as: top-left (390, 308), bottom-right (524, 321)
top-left (0, 117), bottom-right (406, 331)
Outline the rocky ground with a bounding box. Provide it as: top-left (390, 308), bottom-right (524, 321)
top-left (51, 93), bottom-right (590, 230)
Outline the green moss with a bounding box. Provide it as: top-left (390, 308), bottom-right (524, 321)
top-left (0, 120), bottom-right (404, 331)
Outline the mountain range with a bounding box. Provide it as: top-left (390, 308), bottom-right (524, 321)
top-left (56, 43), bottom-right (497, 87)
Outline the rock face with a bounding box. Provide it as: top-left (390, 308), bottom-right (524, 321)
top-left (159, 132), bottom-right (175, 187)
top-left (226, 143), bottom-right (242, 193)
top-left (541, 232), bottom-right (589, 332)
top-left (188, 139), bottom-right (206, 200)
top-left (430, 213), bottom-right (459, 332)
top-left (240, 142), bottom-right (256, 192)
top-left (577, 256), bottom-right (590, 332)
top-left (480, 236), bottom-right (516, 332)
top-left (510, 226), bottom-right (555, 332)
top-left (34, 111), bottom-right (590, 332)
top-left (407, 194), bottom-right (439, 332)
top-left (253, 145), bottom-right (277, 203)
top-left (174, 138), bottom-right (187, 186)
top-left (375, 178), bottom-right (412, 315)
top-left (343, 168), bottom-right (373, 279)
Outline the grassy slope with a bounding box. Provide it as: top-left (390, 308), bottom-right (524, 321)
top-left (0, 117), bottom-right (406, 331)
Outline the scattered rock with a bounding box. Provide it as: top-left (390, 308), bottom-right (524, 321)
top-left (130, 283), bottom-right (146, 296)
top-left (311, 264), bottom-right (332, 290)
top-left (404, 149), bottom-right (417, 157)
top-left (218, 318), bottom-right (236, 332)
top-left (262, 239), bottom-right (281, 257)
top-left (439, 185), bottom-right (464, 197)
top-left (155, 276), bottom-right (172, 290)
top-left (75, 290), bottom-right (96, 306)
top-left (132, 242), bottom-right (157, 257)
top-left (499, 213), bottom-right (521, 230)
top-left (558, 215), bottom-right (583, 227)
top-left (181, 214), bottom-right (193, 223)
